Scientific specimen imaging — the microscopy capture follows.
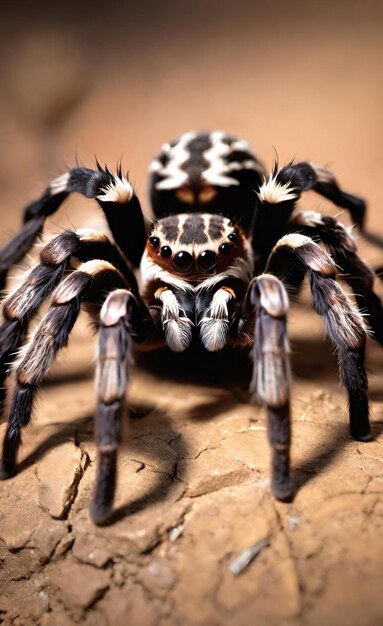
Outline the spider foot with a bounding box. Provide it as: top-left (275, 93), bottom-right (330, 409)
top-left (350, 427), bottom-right (373, 442)
top-left (349, 392), bottom-right (372, 442)
top-left (0, 459), bottom-right (17, 480)
top-left (89, 444), bottom-right (118, 526)
top-left (89, 500), bottom-right (113, 526)
top-left (271, 476), bottom-right (294, 503)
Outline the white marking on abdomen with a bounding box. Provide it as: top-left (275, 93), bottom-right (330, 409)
top-left (202, 131), bottom-right (240, 187)
top-left (154, 131), bottom-right (197, 190)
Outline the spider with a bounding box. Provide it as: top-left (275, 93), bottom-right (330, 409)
top-left (0, 129), bottom-right (382, 525)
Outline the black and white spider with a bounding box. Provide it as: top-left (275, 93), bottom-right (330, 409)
top-left (0, 129), bottom-right (382, 525)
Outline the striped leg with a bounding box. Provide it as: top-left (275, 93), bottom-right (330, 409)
top-left (0, 164), bottom-right (148, 290)
top-left (287, 211), bottom-right (383, 344)
top-left (298, 162), bottom-right (366, 228)
top-left (240, 274), bottom-right (292, 500)
top-left (0, 260), bottom-right (129, 479)
top-left (253, 164), bottom-right (300, 267)
top-left (0, 229), bottom-right (136, 410)
top-left (271, 162), bottom-right (366, 227)
top-left (91, 289), bottom-right (155, 524)
top-left (267, 234), bottom-right (371, 441)
top-left (0, 216), bottom-right (45, 292)
top-left (253, 161), bottom-right (366, 269)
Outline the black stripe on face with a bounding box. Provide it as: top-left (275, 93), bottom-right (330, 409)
top-left (161, 216), bottom-right (180, 243)
top-left (179, 215), bottom-right (208, 245)
top-left (208, 215), bottom-right (225, 240)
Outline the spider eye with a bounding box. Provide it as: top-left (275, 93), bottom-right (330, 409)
top-left (173, 251), bottom-right (194, 273)
top-left (197, 250), bottom-right (217, 271)
top-left (161, 246), bottom-right (172, 258)
top-left (149, 236), bottom-right (160, 247)
top-left (228, 232), bottom-right (238, 243)
top-left (219, 243), bottom-right (231, 255)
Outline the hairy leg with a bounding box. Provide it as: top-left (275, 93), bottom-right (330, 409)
top-left (267, 233), bottom-right (371, 441)
top-left (0, 260), bottom-right (129, 478)
top-left (0, 164), bottom-right (149, 290)
top-left (91, 289), bottom-right (157, 524)
top-left (286, 211), bottom-right (383, 344)
top-left (0, 229), bottom-right (137, 410)
top-left (253, 161), bottom-right (367, 269)
top-left (238, 274), bottom-right (292, 500)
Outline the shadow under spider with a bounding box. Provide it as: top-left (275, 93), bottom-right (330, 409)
top-left (16, 405), bottom-right (189, 523)
top-left (293, 422), bottom-right (350, 490)
top-left (40, 335), bottom-right (359, 389)
top-left (7, 335), bottom-right (383, 522)
top-left (11, 382), bottom-right (249, 523)
top-left (293, 418), bottom-right (383, 491)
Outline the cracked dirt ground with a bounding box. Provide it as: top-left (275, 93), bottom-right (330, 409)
top-left (1, 1), bottom-right (383, 624)
top-left (1, 321), bottom-right (383, 626)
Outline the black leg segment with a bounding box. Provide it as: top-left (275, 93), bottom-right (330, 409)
top-left (279, 162), bottom-right (366, 227)
top-left (91, 289), bottom-right (156, 525)
top-left (0, 260), bottom-right (130, 480)
top-left (63, 165), bottom-right (148, 266)
top-left (267, 233), bottom-right (371, 441)
top-left (287, 211), bottom-right (383, 345)
top-left (252, 160), bottom-right (367, 270)
top-left (0, 275), bottom-right (89, 479)
top-left (0, 164), bottom-right (148, 292)
top-left (0, 229), bottom-right (138, 412)
top-left (242, 274), bottom-right (293, 501)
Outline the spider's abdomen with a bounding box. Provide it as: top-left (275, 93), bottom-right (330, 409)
top-left (149, 130), bottom-right (266, 231)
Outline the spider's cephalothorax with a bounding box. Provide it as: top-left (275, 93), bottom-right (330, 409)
top-left (145, 213), bottom-right (249, 282)
top-left (0, 129), bottom-right (382, 524)
top-left (140, 213), bottom-right (253, 353)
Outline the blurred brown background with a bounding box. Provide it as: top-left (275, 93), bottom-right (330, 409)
top-left (1, 0), bottom-right (383, 238)
top-left (1, 2), bottom-right (383, 625)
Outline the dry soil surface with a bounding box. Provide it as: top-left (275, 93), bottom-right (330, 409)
top-left (2, 325), bottom-right (383, 626)
top-left (1, 3), bottom-right (383, 625)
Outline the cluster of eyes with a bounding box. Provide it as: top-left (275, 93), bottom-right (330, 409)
top-left (149, 232), bottom-right (238, 272)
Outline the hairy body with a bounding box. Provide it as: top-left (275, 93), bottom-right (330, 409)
top-left (0, 130), bottom-right (381, 524)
